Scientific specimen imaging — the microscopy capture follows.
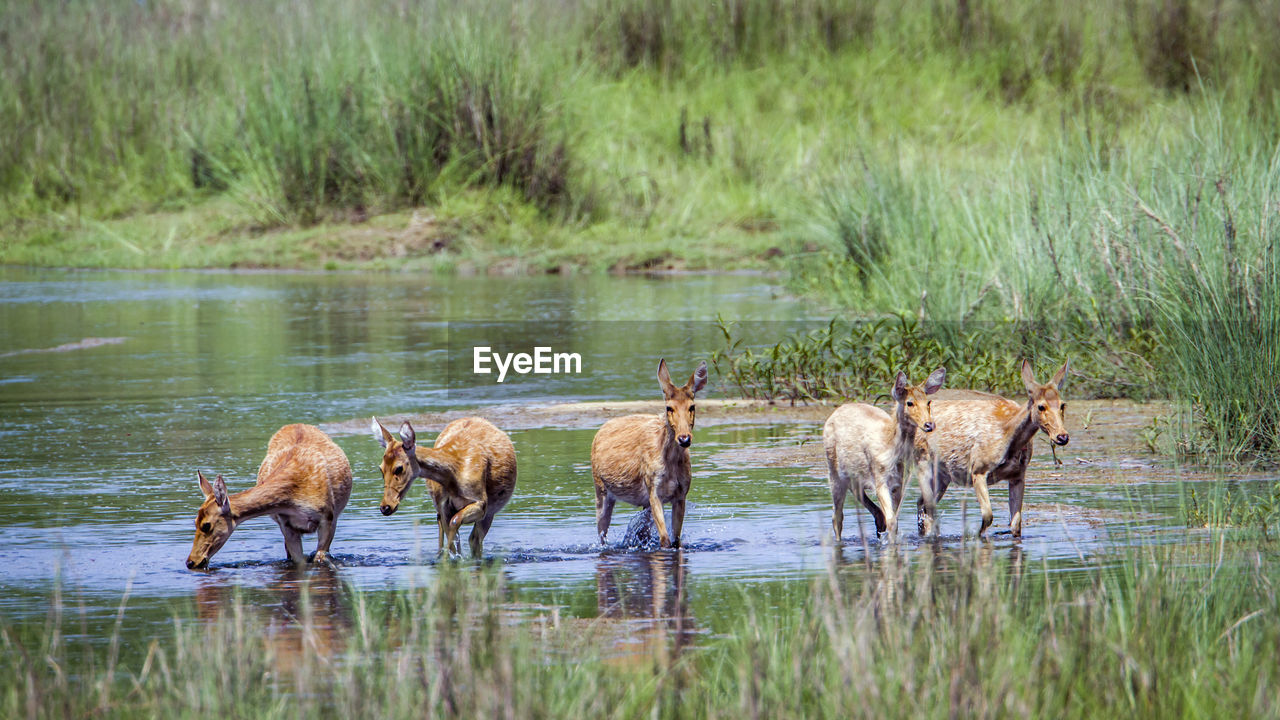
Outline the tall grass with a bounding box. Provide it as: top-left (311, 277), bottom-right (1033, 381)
top-left (3, 540), bottom-right (1277, 717)
top-left (792, 100), bottom-right (1279, 454)
top-left (5, 0), bottom-right (1280, 225)
top-left (1, 1), bottom-right (575, 225)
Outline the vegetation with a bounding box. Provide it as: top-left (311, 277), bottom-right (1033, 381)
top-left (3, 538), bottom-right (1278, 718)
top-left (4, 0), bottom-right (1279, 454)
top-left (712, 316), bottom-right (1160, 403)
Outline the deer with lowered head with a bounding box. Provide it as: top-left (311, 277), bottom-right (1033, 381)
top-left (372, 416), bottom-right (517, 558)
top-left (824, 367), bottom-right (946, 541)
top-left (186, 424), bottom-right (352, 570)
top-left (916, 359), bottom-right (1071, 538)
top-left (591, 359), bottom-right (707, 549)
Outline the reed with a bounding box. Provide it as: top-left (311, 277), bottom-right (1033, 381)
top-left (2, 538), bottom-right (1276, 718)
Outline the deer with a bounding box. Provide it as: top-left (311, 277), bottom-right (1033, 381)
top-left (823, 367), bottom-right (946, 541)
top-left (915, 359), bottom-right (1070, 539)
top-left (371, 416), bottom-right (517, 558)
top-left (591, 358), bottom-right (707, 549)
top-left (186, 424), bottom-right (352, 570)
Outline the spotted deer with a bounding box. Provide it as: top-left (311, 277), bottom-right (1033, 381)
top-left (823, 368), bottom-right (946, 540)
top-left (186, 424), bottom-right (352, 569)
top-left (372, 416), bottom-right (517, 557)
top-left (916, 359), bottom-right (1070, 538)
top-left (591, 359), bottom-right (707, 549)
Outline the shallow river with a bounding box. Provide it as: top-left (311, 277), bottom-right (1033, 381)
top-left (0, 268), bottom-right (1223, 655)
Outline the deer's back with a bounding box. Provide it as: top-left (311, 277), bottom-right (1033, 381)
top-left (823, 403), bottom-right (895, 455)
top-left (434, 416), bottom-right (518, 509)
top-left (257, 424), bottom-right (352, 513)
top-left (928, 393), bottom-right (1028, 482)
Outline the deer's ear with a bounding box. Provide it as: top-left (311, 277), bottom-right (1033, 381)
top-left (688, 360), bottom-right (708, 394)
top-left (399, 421), bottom-right (416, 454)
top-left (1051, 358), bottom-right (1070, 390)
top-left (924, 366), bottom-right (946, 394)
top-left (212, 475), bottom-right (231, 516)
top-left (371, 417), bottom-right (395, 448)
top-left (197, 470), bottom-right (214, 498)
top-left (892, 371), bottom-right (909, 401)
top-left (657, 358), bottom-right (674, 392)
top-left (1021, 359), bottom-right (1038, 395)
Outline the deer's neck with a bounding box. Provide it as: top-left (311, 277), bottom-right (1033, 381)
top-left (892, 411), bottom-right (918, 460)
top-left (228, 483), bottom-right (294, 523)
top-left (412, 446), bottom-right (462, 493)
top-left (998, 401), bottom-right (1039, 464)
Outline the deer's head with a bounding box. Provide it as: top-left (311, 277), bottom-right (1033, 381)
top-left (187, 470), bottom-right (234, 570)
top-left (891, 366), bottom-right (946, 434)
top-left (658, 358), bottom-right (708, 448)
top-left (1022, 359), bottom-right (1070, 446)
top-left (372, 417), bottom-right (419, 516)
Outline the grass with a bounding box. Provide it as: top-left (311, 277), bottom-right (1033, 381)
top-left (788, 100), bottom-right (1280, 455)
top-left (4, 0), bottom-right (1280, 452)
top-left (3, 537), bottom-right (1278, 718)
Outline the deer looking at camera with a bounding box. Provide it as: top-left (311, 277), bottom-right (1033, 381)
top-left (916, 359), bottom-right (1070, 538)
top-left (372, 416), bottom-right (517, 557)
top-left (824, 368), bottom-right (946, 541)
top-left (186, 424), bottom-right (352, 570)
top-left (591, 359), bottom-right (708, 549)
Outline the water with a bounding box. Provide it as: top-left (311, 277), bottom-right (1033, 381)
top-left (0, 267), bottom-right (1229, 655)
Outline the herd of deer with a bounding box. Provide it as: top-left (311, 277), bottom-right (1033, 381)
top-left (185, 358), bottom-right (1070, 570)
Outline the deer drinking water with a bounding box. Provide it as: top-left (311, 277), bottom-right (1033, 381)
top-left (823, 368), bottom-right (946, 541)
top-left (916, 359), bottom-right (1070, 538)
top-left (591, 359), bottom-right (707, 549)
top-left (186, 424), bottom-right (352, 569)
top-left (372, 416), bottom-right (517, 558)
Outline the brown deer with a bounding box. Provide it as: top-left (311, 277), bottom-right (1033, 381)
top-left (186, 424), bottom-right (352, 569)
top-left (372, 416), bottom-right (517, 558)
top-left (591, 359), bottom-right (707, 549)
top-left (823, 367), bottom-right (946, 540)
top-left (916, 359), bottom-right (1070, 538)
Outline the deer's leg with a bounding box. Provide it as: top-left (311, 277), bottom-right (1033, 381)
top-left (595, 481), bottom-right (616, 545)
top-left (434, 502), bottom-right (451, 556)
top-left (890, 479), bottom-right (906, 515)
top-left (831, 484), bottom-right (847, 542)
top-left (876, 483), bottom-right (898, 538)
top-left (828, 457), bottom-right (850, 542)
top-left (311, 512), bottom-right (337, 564)
top-left (470, 512), bottom-right (495, 558)
top-left (274, 517), bottom-right (307, 565)
top-left (445, 501), bottom-right (485, 555)
top-left (1008, 477), bottom-right (1026, 538)
top-left (858, 486), bottom-right (887, 534)
top-left (916, 459), bottom-right (937, 537)
top-left (670, 493), bottom-right (686, 549)
top-left (430, 489), bottom-right (447, 555)
top-left (972, 472), bottom-right (994, 538)
top-left (647, 483), bottom-right (673, 549)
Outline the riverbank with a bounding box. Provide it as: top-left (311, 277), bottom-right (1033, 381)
top-left (0, 194), bottom-right (791, 273)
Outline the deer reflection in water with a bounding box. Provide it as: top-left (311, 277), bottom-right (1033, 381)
top-left (828, 540), bottom-right (1027, 614)
top-left (592, 550), bottom-right (700, 668)
top-left (194, 564), bottom-right (351, 679)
